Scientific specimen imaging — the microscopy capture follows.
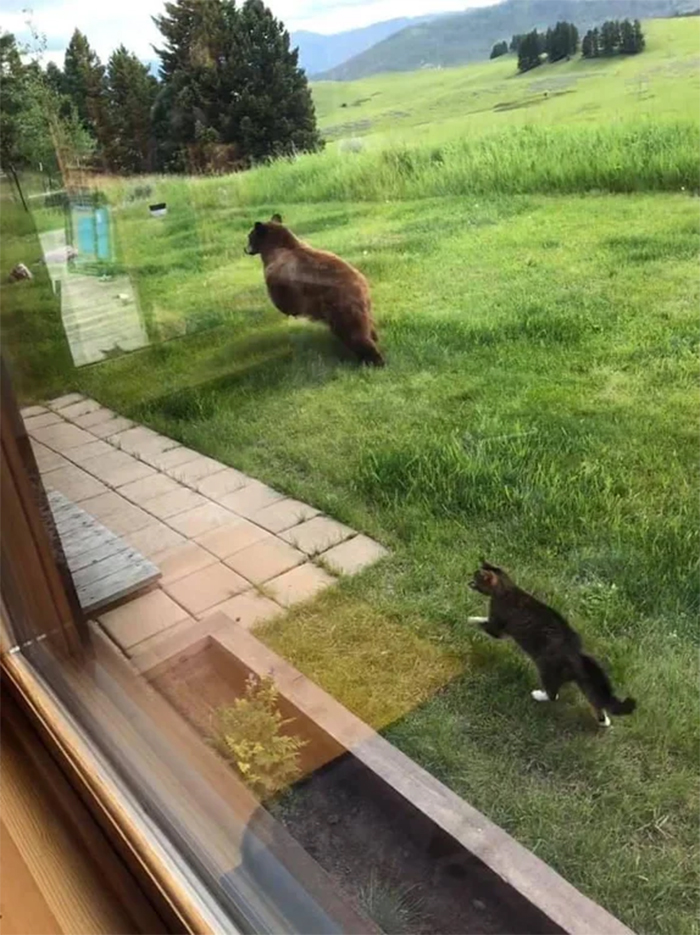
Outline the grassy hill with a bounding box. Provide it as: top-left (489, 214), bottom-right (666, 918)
top-left (318, 0), bottom-right (692, 79)
top-left (313, 17), bottom-right (700, 145)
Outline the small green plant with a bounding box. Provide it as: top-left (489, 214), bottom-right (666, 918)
top-left (212, 674), bottom-right (307, 799)
top-left (358, 872), bottom-right (424, 934)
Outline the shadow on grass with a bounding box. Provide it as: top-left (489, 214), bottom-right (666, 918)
top-left (131, 323), bottom-right (371, 422)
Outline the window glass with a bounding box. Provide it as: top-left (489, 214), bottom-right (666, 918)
top-left (1, 5), bottom-right (698, 935)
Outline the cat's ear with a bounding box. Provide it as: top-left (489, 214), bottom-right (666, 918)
top-left (482, 569), bottom-right (499, 589)
top-left (481, 558), bottom-right (501, 572)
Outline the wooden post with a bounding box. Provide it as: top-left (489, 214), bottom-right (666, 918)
top-left (0, 357), bottom-right (86, 654)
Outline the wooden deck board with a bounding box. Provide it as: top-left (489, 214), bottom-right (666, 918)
top-left (47, 491), bottom-right (160, 614)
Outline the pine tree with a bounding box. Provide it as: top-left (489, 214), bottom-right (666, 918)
top-left (153, 0), bottom-right (225, 82)
top-left (63, 29), bottom-right (107, 137)
top-left (222, 0), bottom-right (323, 162)
top-left (620, 19), bottom-right (636, 54)
top-left (581, 30), bottom-right (593, 58)
top-left (489, 40), bottom-right (508, 59)
top-left (570, 23), bottom-right (579, 55)
top-left (545, 22), bottom-right (579, 62)
top-left (517, 29), bottom-right (543, 72)
top-left (153, 0), bottom-right (322, 171)
top-left (600, 20), bottom-right (618, 56)
top-left (510, 34), bottom-right (525, 52)
top-left (105, 47), bottom-right (158, 173)
top-left (633, 19), bottom-right (646, 52)
top-left (152, 0), bottom-right (227, 171)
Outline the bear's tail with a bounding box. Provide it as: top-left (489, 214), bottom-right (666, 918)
top-left (573, 653), bottom-right (636, 716)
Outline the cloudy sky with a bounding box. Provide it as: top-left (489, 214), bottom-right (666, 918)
top-left (2, 0), bottom-right (493, 66)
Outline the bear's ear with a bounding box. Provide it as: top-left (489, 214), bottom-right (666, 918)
top-left (270, 213), bottom-right (282, 223)
top-left (254, 221), bottom-right (264, 230)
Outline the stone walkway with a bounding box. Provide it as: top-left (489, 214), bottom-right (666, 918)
top-left (22, 394), bottom-right (388, 662)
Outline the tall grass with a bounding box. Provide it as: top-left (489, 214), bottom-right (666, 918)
top-left (179, 121), bottom-right (700, 206)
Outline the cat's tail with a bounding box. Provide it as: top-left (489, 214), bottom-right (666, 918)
top-left (573, 653), bottom-right (636, 716)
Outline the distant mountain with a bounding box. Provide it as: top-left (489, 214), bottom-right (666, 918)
top-left (317, 0), bottom-right (690, 80)
top-left (290, 15), bottom-right (440, 76)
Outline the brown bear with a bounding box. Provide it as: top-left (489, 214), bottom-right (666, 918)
top-left (245, 214), bottom-right (384, 366)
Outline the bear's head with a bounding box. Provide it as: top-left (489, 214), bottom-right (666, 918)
top-left (245, 213), bottom-right (286, 255)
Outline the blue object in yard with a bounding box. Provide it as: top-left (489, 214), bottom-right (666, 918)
top-left (95, 207), bottom-right (110, 259)
top-left (73, 205), bottom-right (112, 261)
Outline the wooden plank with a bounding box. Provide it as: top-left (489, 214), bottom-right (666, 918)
top-left (47, 491), bottom-right (160, 615)
top-left (67, 536), bottom-right (128, 574)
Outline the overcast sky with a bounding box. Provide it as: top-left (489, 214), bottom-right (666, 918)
top-left (2, 0), bottom-right (494, 66)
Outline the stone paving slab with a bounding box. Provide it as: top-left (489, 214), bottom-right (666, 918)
top-left (265, 563), bottom-right (337, 608)
top-left (24, 412), bottom-right (64, 431)
top-left (20, 405), bottom-right (49, 418)
top-left (280, 516), bottom-right (355, 556)
top-left (91, 415), bottom-right (134, 438)
top-left (224, 537), bottom-right (305, 585)
top-left (28, 396), bottom-right (390, 653)
top-left (249, 498), bottom-right (320, 534)
top-left (321, 535), bottom-right (390, 576)
top-left (163, 562), bottom-right (249, 617)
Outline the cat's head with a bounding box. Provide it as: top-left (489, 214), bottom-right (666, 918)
top-left (469, 558), bottom-right (509, 595)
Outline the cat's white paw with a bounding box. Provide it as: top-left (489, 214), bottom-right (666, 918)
top-left (599, 712), bottom-right (612, 728)
top-left (468, 617), bottom-right (488, 624)
top-left (531, 689), bottom-right (550, 702)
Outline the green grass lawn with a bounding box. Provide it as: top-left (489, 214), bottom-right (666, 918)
top-left (1, 17), bottom-right (698, 933)
top-left (68, 190), bottom-right (700, 934)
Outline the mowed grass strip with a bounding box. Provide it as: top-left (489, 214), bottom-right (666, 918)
top-left (257, 590), bottom-right (462, 730)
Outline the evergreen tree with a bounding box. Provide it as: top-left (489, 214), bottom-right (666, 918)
top-left (153, 0), bottom-right (322, 172)
top-left (600, 20), bottom-right (620, 55)
top-left (633, 19), bottom-right (646, 52)
top-left (517, 29), bottom-right (543, 72)
top-left (544, 26), bottom-right (554, 59)
top-left (489, 40), bottom-right (508, 59)
top-left (44, 61), bottom-right (65, 97)
top-left (620, 19), bottom-right (636, 54)
top-left (105, 47), bottom-right (158, 173)
top-left (545, 22), bottom-right (579, 62)
top-left (221, 0), bottom-right (323, 162)
top-left (63, 29), bottom-right (107, 137)
top-left (152, 0), bottom-right (227, 171)
top-left (581, 30), bottom-right (593, 57)
top-left (570, 23), bottom-right (579, 55)
top-left (510, 34), bottom-right (525, 52)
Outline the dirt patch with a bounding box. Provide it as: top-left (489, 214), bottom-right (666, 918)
top-left (270, 756), bottom-right (557, 935)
